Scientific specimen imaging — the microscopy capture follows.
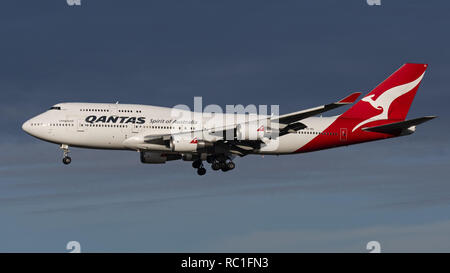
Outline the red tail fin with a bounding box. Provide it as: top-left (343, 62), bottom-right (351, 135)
top-left (341, 63), bottom-right (428, 132)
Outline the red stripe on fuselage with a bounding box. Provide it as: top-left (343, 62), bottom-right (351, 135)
top-left (294, 117), bottom-right (401, 153)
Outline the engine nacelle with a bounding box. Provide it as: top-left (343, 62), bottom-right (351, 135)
top-left (181, 153), bottom-right (208, 161)
top-left (170, 134), bottom-right (212, 152)
top-left (140, 151), bottom-right (181, 164)
top-left (236, 121), bottom-right (268, 140)
top-left (140, 151), bottom-right (167, 164)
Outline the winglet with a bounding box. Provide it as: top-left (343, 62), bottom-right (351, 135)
top-left (337, 92), bottom-right (362, 104)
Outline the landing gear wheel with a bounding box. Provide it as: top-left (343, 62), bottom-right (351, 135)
top-left (197, 167), bottom-right (206, 176)
top-left (221, 166), bottom-right (229, 172)
top-left (226, 161), bottom-right (235, 170)
top-left (62, 156), bottom-right (71, 165)
top-left (192, 159), bottom-right (202, 169)
top-left (60, 144), bottom-right (71, 165)
top-left (219, 161), bottom-right (227, 169)
top-left (211, 162), bottom-right (221, 171)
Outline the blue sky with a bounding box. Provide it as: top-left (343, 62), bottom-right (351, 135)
top-left (0, 0), bottom-right (449, 252)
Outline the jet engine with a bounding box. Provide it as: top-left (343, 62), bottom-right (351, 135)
top-left (170, 134), bottom-right (213, 152)
top-left (236, 121), bottom-right (269, 140)
top-left (140, 151), bottom-right (181, 164)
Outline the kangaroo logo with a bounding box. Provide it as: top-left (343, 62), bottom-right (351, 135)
top-left (352, 72), bottom-right (425, 132)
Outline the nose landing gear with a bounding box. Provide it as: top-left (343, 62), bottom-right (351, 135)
top-left (62, 156), bottom-right (72, 165)
top-left (60, 144), bottom-right (71, 165)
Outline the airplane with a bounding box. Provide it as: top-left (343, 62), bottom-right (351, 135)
top-left (22, 63), bottom-right (435, 175)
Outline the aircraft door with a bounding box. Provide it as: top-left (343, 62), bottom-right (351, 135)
top-left (109, 103), bottom-right (118, 116)
top-left (130, 124), bottom-right (139, 134)
top-left (77, 119), bottom-right (85, 132)
top-left (340, 128), bottom-right (347, 141)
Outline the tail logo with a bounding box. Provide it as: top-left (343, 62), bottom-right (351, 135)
top-left (351, 72), bottom-right (425, 132)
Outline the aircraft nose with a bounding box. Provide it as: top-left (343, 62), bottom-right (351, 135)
top-left (22, 119), bottom-right (31, 134)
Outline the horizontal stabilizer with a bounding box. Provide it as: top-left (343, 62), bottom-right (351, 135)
top-left (362, 116), bottom-right (436, 134)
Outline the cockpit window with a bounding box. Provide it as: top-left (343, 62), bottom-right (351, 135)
top-left (49, 106), bottom-right (61, 110)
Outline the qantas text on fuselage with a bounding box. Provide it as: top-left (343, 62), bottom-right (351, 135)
top-left (22, 63), bottom-right (435, 175)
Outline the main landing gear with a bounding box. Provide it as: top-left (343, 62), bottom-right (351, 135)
top-left (60, 144), bottom-right (71, 165)
top-left (192, 159), bottom-right (206, 176)
top-left (190, 156), bottom-right (238, 176)
top-left (210, 157), bottom-right (235, 172)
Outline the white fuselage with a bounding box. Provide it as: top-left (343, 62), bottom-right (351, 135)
top-left (22, 102), bottom-right (338, 155)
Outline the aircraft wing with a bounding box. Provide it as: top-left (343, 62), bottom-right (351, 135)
top-left (209, 92), bottom-right (362, 138)
top-left (130, 92), bottom-right (361, 155)
top-left (273, 92), bottom-right (361, 124)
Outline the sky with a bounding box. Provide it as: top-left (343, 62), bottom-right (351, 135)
top-left (0, 0), bottom-right (449, 252)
